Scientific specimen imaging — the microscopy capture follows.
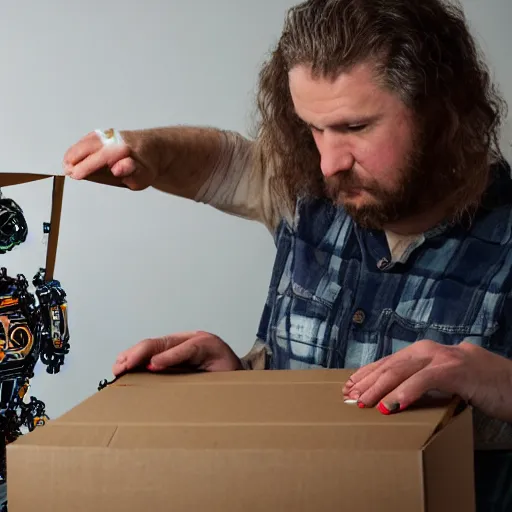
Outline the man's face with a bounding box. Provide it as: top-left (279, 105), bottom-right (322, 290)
top-left (289, 62), bottom-right (425, 229)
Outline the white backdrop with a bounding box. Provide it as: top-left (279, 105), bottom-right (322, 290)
top-left (0, 0), bottom-right (509, 418)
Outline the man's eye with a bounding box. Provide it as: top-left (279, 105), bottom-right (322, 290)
top-left (347, 124), bottom-right (367, 132)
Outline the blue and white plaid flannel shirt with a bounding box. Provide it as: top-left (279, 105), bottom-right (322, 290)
top-left (245, 159), bottom-right (512, 511)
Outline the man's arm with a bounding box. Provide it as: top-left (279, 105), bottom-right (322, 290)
top-left (119, 126), bottom-right (229, 201)
top-left (65, 126), bottom-right (294, 234)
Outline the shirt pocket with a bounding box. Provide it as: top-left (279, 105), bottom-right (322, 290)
top-left (379, 309), bottom-right (499, 357)
top-left (271, 237), bottom-right (350, 368)
top-left (345, 308), bottom-right (499, 368)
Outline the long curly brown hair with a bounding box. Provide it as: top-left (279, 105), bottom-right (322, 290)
top-left (252, 0), bottom-right (508, 220)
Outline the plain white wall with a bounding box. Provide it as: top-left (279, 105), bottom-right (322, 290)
top-left (0, 0), bottom-right (509, 419)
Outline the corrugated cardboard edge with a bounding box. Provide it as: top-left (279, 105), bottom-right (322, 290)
top-left (421, 406), bottom-right (475, 512)
top-left (107, 368), bottom-right (355, 387)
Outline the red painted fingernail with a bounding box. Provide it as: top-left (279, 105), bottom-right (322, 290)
top-left (378, 402), bottom-right (400, 415)
top-left (147, 363), bottom-right (156, 371)
top-left (357, 402), bottom-right (366, 409)
top-left (377, 402), bottom-right (390, 415)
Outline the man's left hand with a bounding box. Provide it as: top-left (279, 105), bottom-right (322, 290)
top-left (342, 339), bottom-right (512, 422)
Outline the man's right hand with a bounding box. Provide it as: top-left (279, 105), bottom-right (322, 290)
top-left (63, 130), bottom-right (157, 191)
top-left (112, 331), bottom-right (244, 376)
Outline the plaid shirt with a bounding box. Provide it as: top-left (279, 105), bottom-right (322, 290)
top-left (245, 159), bottom-right (512, 511)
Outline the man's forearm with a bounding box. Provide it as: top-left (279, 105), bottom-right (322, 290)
top-left (119, 126), bottom-right (238, 200)
top-left (119, 125), bottom-right (292, 233)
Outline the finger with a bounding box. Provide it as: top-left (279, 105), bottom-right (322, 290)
top-left (121, 167), bottom-right (153, 191)
top-left (345, 363), bottom-right (392, 402)
top-left (112, 358), bottom-right (128, 376)
top-left (112, 339), bottom-right (164, 375)
top-left (377, 366), bottom-right (448, 415)
top-left (114, 332), bottom-right (199, 374)
top-left (111, 157), bottom-right (136, 179)
top-left (343, 341), bottom-right (435, 396)
top-left (63, 132), bottom-right (103, 167)
top-left (111, 157), bottom-right (152, 190)
top-left (149, 331), bottom-right (220, 370)
top-left (342, 357), bottom-right (389, 395)
top-left (67, 145), bottom-right (130, 180)
top-left (357, 357), bottom-right (429, 408)
top-left (149, 339), bottom-right (202, 371)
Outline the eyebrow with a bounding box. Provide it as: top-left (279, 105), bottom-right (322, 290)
top-left (303, 114), bottom-right (381, 132)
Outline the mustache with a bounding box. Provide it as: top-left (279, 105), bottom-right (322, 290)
top-left (324, 171), bottom-right (376, 193)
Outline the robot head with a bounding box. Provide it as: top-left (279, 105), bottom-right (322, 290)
top-left (0, 195), bottom-right (28, 254)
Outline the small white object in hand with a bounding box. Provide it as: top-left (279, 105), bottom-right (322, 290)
top-left (95, 128), bottom-right (124, 147)
top-left (344, 399), bottom-right (358, 404)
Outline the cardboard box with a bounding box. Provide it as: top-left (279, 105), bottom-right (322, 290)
top-left (6, 369), bottom-right (475, 511)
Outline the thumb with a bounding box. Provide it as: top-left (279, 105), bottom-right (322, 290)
top-left (149, 339), bottom-right (199, 371)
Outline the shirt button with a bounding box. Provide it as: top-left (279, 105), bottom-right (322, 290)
top-left (377, 258), bottom-right (389, 270)
top-left (352, 309), bottom-right (366, 325)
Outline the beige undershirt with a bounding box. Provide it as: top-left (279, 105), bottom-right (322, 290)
top-left (385, 231), bottom-right (422, 262)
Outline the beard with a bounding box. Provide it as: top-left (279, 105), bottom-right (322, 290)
top-left (323, 142), bottom-right (451, 230)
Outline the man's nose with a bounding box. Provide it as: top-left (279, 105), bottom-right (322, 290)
top-left (320, 149), bottom-right (355, 178)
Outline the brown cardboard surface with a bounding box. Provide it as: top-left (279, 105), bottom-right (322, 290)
top-left (423, 407), bottom-right (475, 512)
top-left (6, 368), bottom-right (475, 511)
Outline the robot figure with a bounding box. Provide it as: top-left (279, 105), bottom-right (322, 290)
top-left (0, 196), bottom-right (28, 255)
top-left (0, 189), bottom-right (70, 511)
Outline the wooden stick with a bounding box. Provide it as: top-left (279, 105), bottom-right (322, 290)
top-left (44, 176), bottom-right (65, 282)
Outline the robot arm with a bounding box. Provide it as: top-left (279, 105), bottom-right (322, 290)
top-left (33, 270), bottom-right (70, 374)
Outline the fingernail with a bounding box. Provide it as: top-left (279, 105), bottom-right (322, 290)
top-left (350, 391), bottom-right (361, 401)
top-left (377, 402), bottom-right (400, 415)
top-left (357, 401), bottom-right (366, 409)
top-left (147, 363), bottom-right (156, 371)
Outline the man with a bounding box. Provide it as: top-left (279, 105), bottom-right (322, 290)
top-left (64, 0), bottom-right (511, 509)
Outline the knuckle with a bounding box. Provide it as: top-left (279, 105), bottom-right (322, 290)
top-left (196, 330), bottom-right (215, 340)
top-left (198, 331), bottom-right (225, 348)
top-left (88, 131), bottom-right (102, 144)
top-left (414, 339), bottom-right (437, 355)
top-left (444, 348), bottom-right (465, 367)
top-left (417, 339), bottom-right (434, 349)
top-left (140, 337), bottom-right (162, 350)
